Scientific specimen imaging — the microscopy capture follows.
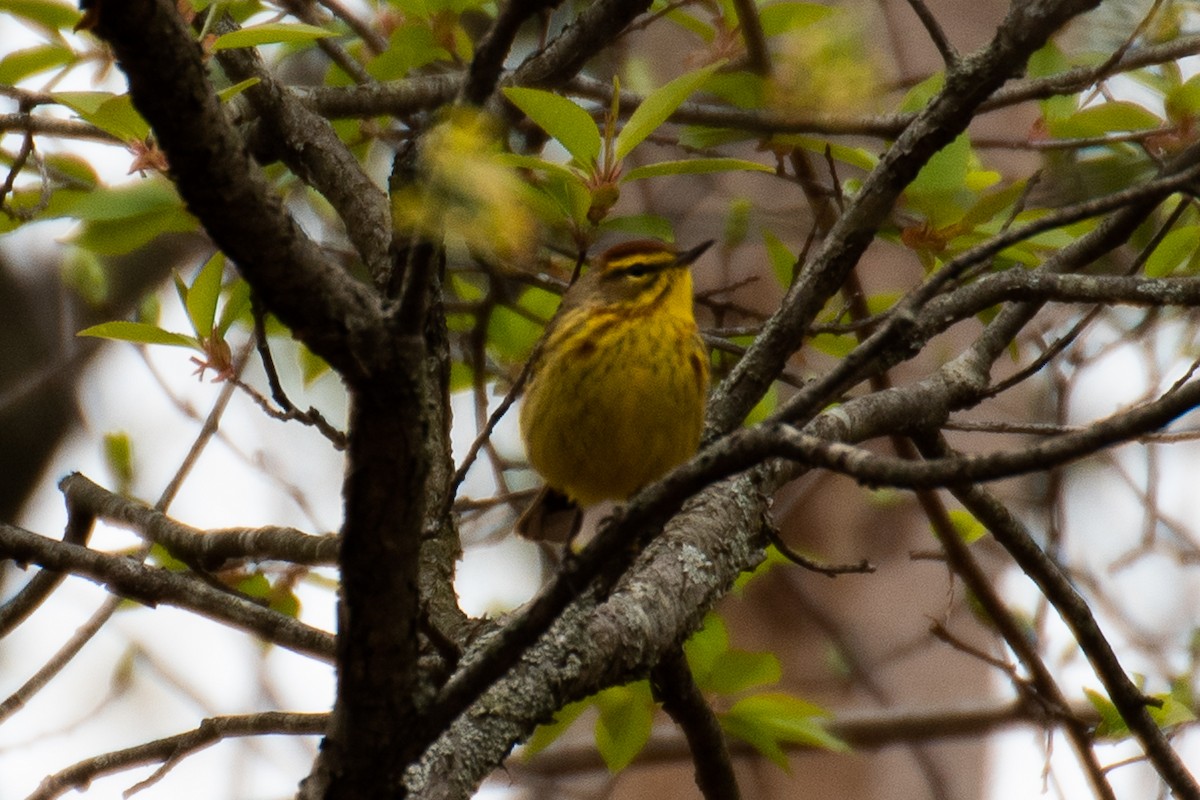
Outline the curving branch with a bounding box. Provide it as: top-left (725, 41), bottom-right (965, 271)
top-left (0, 492), bottom-right (94, 638)
top-left (0, 522), bottom-right (335, 661)
top-left (459, 0), bottom-right (562, 106)
top-left (211, 16), bottom-right (392, 281)
top-left (28, 711), bottom-right (327, 800)
top-left (58, 473), bottom-right (337, 570)
top-left (651, 650), bottom-right (742, 800)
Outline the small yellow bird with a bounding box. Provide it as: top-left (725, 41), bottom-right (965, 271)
top-left (518, 239), bottom-right (712, 539)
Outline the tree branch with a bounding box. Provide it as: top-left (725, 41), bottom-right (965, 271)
top-left (926, 436), bottom-right (1200, 799)
top-left (212, 15), bottom-right (392, 282)
top-left (84, 0), bottom-right (386, 384)
top-left (707, 0), bottom-right (1105, 433)
top-left (28, 712), bottom-right (327, 800)
top-left (0, 490), bottom-right (94, 637)
top-left (651, 649), bottom-right (741, 800)
top-left (0, 523), bottom-right (335, 661)
top-left (58, 473), bottom-right (337, 570)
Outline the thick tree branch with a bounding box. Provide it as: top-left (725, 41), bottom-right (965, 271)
top-left (84, 0), bottom-right (386, 384)
top-left (409, 475), bottom-right (769, 798)
top-left (213, 16), bottom-right (392, 281)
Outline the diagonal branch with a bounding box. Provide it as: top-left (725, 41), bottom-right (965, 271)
top-left (84, 0), bottom-right (386, 385)
top-left (459, 0), bottom-right (563, 106)
top-left (651, 649), bottom-right (742, 800)
top-left (925, 435), bottom-right (1200, 799)
top-left (212, 16), bottom-right (392, 281)
top-left (707, 0), bottom-right (1105, 434)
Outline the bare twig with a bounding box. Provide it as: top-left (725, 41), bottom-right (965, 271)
top-left (28, 712), bottom-right (327, 800)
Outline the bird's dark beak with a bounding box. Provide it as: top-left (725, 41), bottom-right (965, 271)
top-left (676, 239), bottom-right (714, 267)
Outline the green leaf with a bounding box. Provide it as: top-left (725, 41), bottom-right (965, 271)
top-left (809, 331), bottom-right (855, 358)
top-left (623, 157), bottom-right (772, 182)
top-left (723, 197), bottom-right (752, 249)
top-left (1145, 225), bottom-right (1200, 278)
top-left (732, 545), bottom-right (791, 593)
top-left (721, 693), bottom-right (846, 769)
top-left (703, 71), bottom-right (766, 110)
top-left (660, 5), bottom-right (715, 42)
top-left (1047, 101), bottom-right (1163, 139)
top-left (759, 2), bottom-right (834, 36)
top-left (489, 287), bottom-right (557, 362)
top-left (211, 22), bottom-right (336, 51)
top-left (763, 229), bottom-right (796, 287)
top-left (60, 248), bottom-right (108, 306)
top-left (944, 509), bottom-right (987, 544)
top-left (448, 361), bottom-right (472, 392)
top-left (594, 682), bottom-right (655, 772)
top-left (1149, 692), bottom-right (1197, 729)
top-left (44, 153), bottom-right (99, 189)
top-left (908, 133), bottom-right (971, 196)
top-left (1085, 687), bottom-right (1128, 739)
top-left (494, 152), bottom-right (581, 183)
top-left (73, 205), bottom-right (197, 255)
top-left (0, 44), bottom-right (74, 84)
top-left (77, 321), bottom-right (200, 349)
top-left (706, 649), bottom-right (782, 695)
top-left (502, 88), bottom-right (602, 168)
top-left (1166, 73), bottom-right (1200, 121)
top-left (68, 179), bottom-right (182, 221)
top-left (615, 60), bottom-right (725, 161)
top-left (270, 586), bottom-right (301, 617)
top-left (0, 0), bottom-right (79, 31)
top-left (217, 279), bottom-right (252, 336)
top-left (524, 697), bottom-right (590, 757)
top-left (187, 253), bottom-right (226, 338)
top-left (103, 432), bottom-right (134, 493)
top-left (150, 542), bottom-right (189, 572)
top-left (52, 91), bottom-right (149, 141)
top-left (367, 22), bottom-right (451, 79)
top-left (299, 345), bottom-right (331, 386)
top-left (217, 77), bottom-right (261, 102)
top-left (683, 612), bottom-right (729, 684)
top-left (743, 383), bottom-right (777, 426)
top-left (596, 213), bottom-right (675, 242)
top-left (678, 125), bottom-right (754, 150)
top-left (236, 572), bottom-right (272, 599)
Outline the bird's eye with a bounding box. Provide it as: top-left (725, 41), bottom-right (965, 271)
top-left (624, 264), bottom-right (652, 278)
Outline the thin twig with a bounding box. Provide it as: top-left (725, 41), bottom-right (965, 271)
top-left (28, 712), bottom-right (327, 800)
top-left (904, 0), bottom-right (958, 66)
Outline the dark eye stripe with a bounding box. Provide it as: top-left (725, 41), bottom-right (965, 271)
top-left (601, 257), bottom-right (675, 281)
